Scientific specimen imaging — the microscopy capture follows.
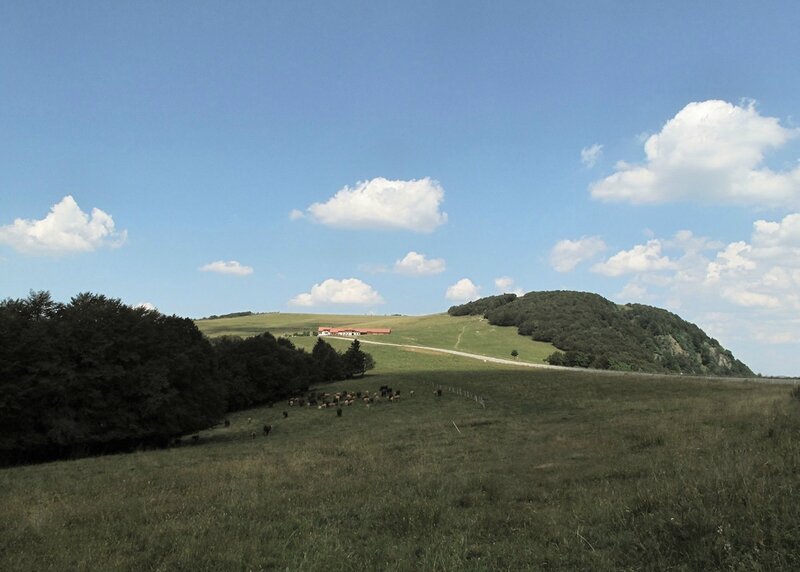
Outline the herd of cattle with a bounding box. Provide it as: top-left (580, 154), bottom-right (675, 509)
top-left (180, 385), bottom-right (447, 445)
top-left (242, 385), bottom-right (421, 439)
top-left (292, 384), bottom-right (409, 409)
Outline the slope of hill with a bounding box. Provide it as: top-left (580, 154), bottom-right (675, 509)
top-left (2, 340), bottom-right (798, 570)
top-left (449, 291), bottom-right (753, 376)
top-left (195, 312), bottom-right (559, 365)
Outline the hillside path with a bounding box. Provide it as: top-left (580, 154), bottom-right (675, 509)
top-left (325, 336), bottom-right (800, 385)
top-left (328, 337), bottom-right (560, 370)
top-left (454, 325), bottom-right (466, 350)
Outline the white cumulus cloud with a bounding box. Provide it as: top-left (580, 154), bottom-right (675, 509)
top-left (703, 213), bottom-right (800, 305)
top-left (592, 239), bottom-right (676, 276)
top-left (393, 251), bottom-right (446, 275)
top-left (590, 100), bottom-right (800, 207)
top-left (494, 276), bottom-right (524, 296)
top-left (666, 229), bottom-right (724, 253)
top-left (0, 195), bottom-right (127, 255)
top-left (580, 143), bottom-right (603, 167)
top-left (199, 260), bottom-right (254, 276)
top-left (300, 177), bottom-right (448, 233)
top-left (289, 278), bottom-right (384, 306)
top-left (550, 236), bottom-right (607, 272)
top-left (445, 278), bottom-right (481, 302)
top-left (705, 242), bottom-right (756, 283)
top-left (751, 212), bottom-right (800, 257)
top-left (135, 302), bottom-right (157, 311)
top-left (721, 289), bottom-right (780, 309)
top-left (615, 282), bottom-right (650, 302)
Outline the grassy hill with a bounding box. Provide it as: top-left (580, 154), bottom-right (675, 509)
top-left (2, 338), bottom-right (799, 570)
top-left (450, 291), bottom-right (754, 376)
top-left (196, 312), bottom-right (558, 365)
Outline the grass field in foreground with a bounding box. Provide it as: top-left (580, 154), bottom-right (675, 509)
top-left (2, 343), bottom-right (800, 570)
top-left (196, 312), bottom-right (558, 364)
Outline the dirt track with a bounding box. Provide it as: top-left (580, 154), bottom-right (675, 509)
top-left (324, 336), bottom-right (800, 385)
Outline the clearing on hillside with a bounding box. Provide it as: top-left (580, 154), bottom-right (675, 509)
top-left (195, 311), bottom-right (558, 365)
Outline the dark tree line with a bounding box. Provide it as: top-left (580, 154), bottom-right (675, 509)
top-left (200, 311), bottom-right (254, 320)
top-left (212, 334), bottom-right (373, 412)
top-left (310, 337), bottom-right (374, 382)
top-left (448, 293), bottom-right (518, 317)
top-left (213, 333), bottom-right (314, 412)
top-left (0, 291), bottom-right (374, 464)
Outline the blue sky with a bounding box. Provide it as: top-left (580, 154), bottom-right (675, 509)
top-left (2, 1), bottom-right (800, 375)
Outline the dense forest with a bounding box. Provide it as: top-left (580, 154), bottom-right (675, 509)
top-left (0, 292), bottom-right (372, 465)
top-left (449, 291), bottom-right (753, 376)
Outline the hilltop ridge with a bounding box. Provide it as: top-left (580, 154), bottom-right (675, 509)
top-left (449, 291), bottom-right (753, 376)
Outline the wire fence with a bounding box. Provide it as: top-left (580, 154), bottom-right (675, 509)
top-left (428, 380), bottom-right (486, 408)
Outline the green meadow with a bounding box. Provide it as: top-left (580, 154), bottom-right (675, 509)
top-left (196, 312), bottom-right (557, 364)
top-left (2, 317), bottom-right (800, 570)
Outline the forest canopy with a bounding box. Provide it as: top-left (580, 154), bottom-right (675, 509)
top-left (449, 290), bottom-right (753, 376)
top-left (0, 291), bottom-right (372, 464)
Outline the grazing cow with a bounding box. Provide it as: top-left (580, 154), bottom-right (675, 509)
top-left (336, 407), bottom-right (343, 417)
top-left (250, 431), bottom-right (256, 439)
top-left (436, 389), bottom-right (442, 397)
top-left (283, 411), bottom-right (289, 419)
top-left (263, 424), bottom-right (272, 436)
top-left (224, 419), bottom-right (231, 427)
top-left (410, 391), bottom-right (414, 398)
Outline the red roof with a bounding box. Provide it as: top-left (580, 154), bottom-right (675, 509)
top-left (318, 327), bottom-right (391, 334)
